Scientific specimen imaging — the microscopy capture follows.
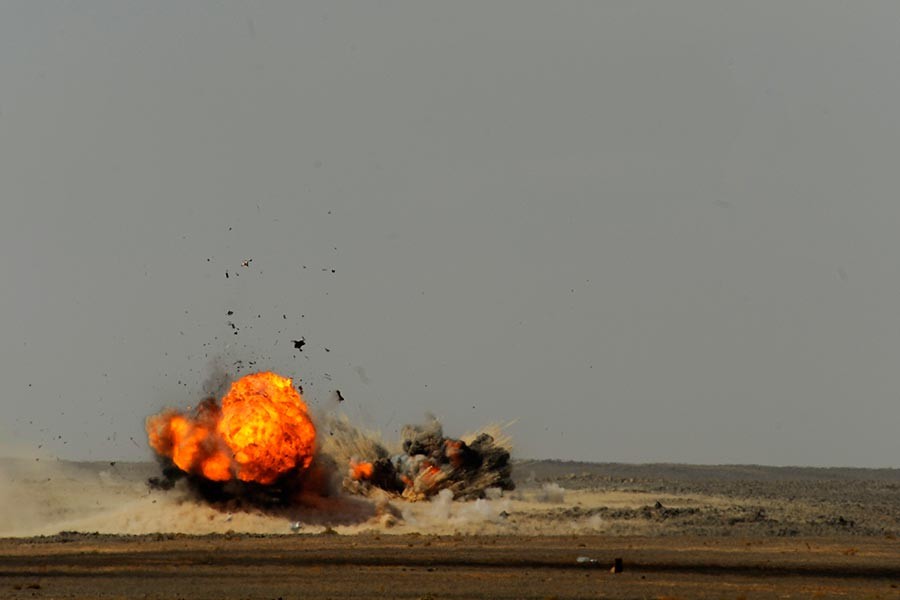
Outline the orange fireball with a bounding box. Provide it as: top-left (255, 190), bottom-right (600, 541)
top-left (146, 372), bottom-right (316, 484)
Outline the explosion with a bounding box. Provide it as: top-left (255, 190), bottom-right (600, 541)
top-left (146, 371), bottom-right (513, 512)
top-left (146, 372), bottom-right (316, 488)
top-left (347, 420), bottom-right (514, 501)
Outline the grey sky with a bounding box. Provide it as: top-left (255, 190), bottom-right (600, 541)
top-left (2, 1), bottom-right (900, 467)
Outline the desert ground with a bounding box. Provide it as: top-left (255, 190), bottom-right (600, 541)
top-left (1, 458), bottom-right (899, 598)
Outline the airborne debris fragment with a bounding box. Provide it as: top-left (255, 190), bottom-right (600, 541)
top-left (292, 338), bottom-right (306, 351)
top-left (241, 259), bottom-right (252, 267)
top-left (335, 389), bottom-right (345, 403)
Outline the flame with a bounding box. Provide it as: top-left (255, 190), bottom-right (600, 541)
top-left (346, 427), bottom-right (514, 501)
top-left (146, 372), bottom-right (316, 485)
top-left (444, 439), bottom-right (465, 468)
top-left (349, 459), bottom-right (374, 481)
top-left (421, 464), bottom-right (442, 482)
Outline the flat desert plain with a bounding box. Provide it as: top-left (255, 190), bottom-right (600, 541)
top-left (1, 458), bottom-right (899, 599)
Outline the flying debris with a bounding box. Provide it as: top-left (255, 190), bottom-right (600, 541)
top-left (241, 259), bottom-right (252, 267)
top-left (335, 389), bottom-right (345, 403)
top-left (292, 338), bottom-right (306, 351)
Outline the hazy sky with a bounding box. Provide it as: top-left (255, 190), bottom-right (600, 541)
top-left (2, 1), bottom-right (900, 467)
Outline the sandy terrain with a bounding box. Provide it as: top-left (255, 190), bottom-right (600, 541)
top-left (3, 458), bottom-right (899, 538)
top-left (1, 458), bottom-right (899, 598)
top-left (2, 534), bottom-right (899, 599)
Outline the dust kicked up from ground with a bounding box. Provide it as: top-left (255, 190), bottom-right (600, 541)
top-left (2, 455), bottom-right (900, 539)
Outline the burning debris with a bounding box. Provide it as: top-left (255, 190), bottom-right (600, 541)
top-left (347, 419), bottom-right (514, 501)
